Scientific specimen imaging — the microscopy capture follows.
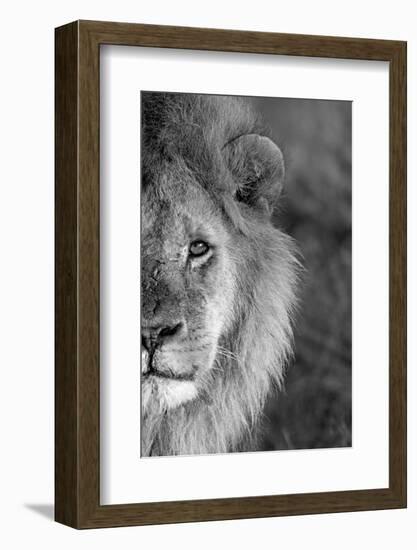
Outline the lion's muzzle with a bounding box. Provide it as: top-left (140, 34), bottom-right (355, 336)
top-left (141, 320), bottom-right (185, 354)
top-left (141, 318), bottom-right (197, 381)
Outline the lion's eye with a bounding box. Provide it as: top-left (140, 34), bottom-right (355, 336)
top-left (189, 240), bottom-right (210, 257)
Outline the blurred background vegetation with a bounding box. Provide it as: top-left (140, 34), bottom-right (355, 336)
top-left (252, 97), bottom-right (352, 450)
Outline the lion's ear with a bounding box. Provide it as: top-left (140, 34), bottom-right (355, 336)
top-left (224, 134), bottom-right (285, 216)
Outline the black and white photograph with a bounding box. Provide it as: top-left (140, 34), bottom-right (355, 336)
top-left (140, 91), bottom-right (352, 457)
top-left (0, 0), bottom-right (411, 541)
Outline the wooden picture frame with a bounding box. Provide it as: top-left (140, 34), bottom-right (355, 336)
top-left (55, 20), bottom-right (407, 529)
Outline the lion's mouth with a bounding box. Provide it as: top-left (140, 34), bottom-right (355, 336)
top-left (142, 368), bottom-right (195, 382)
top-left (142, 347), bottom-right (196, 382)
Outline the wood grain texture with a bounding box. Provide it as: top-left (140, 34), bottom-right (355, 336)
top-left (388, 41), bottom-right (407, 505)
top-left (55, 20), bottom-right (407, 529)
top-left (55, 21), bottom-right (79, 527)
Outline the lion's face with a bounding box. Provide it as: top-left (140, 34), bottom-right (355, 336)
top-left (141, 173), bottom-right (236, 413)
top-left (140, 93), bottom-right (295, 455)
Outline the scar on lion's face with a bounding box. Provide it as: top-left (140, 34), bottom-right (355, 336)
top-left (141, 175), bottom-right (236, 413)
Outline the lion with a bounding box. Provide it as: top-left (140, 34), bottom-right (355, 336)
top-left (141, 92), bottom-right (299, 456)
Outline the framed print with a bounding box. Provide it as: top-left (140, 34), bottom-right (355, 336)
top-left (55, 20), bottom-right (406, 528)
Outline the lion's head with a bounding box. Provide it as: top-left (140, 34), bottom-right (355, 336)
top-left (141, 93), bottom-right (299, 456)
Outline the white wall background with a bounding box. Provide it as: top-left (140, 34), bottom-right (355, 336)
top-left (0, 1), bottom-right (415, 548)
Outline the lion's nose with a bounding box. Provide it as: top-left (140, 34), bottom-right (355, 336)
top-left (141, 321), bottom-right (185, 352)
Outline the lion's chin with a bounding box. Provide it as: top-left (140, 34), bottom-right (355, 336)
top-left (142, 376), bottom-right (198, 414)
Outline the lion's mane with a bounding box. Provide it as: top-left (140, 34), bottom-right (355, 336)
top-left (141, 92), bottom-right (299, 456)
